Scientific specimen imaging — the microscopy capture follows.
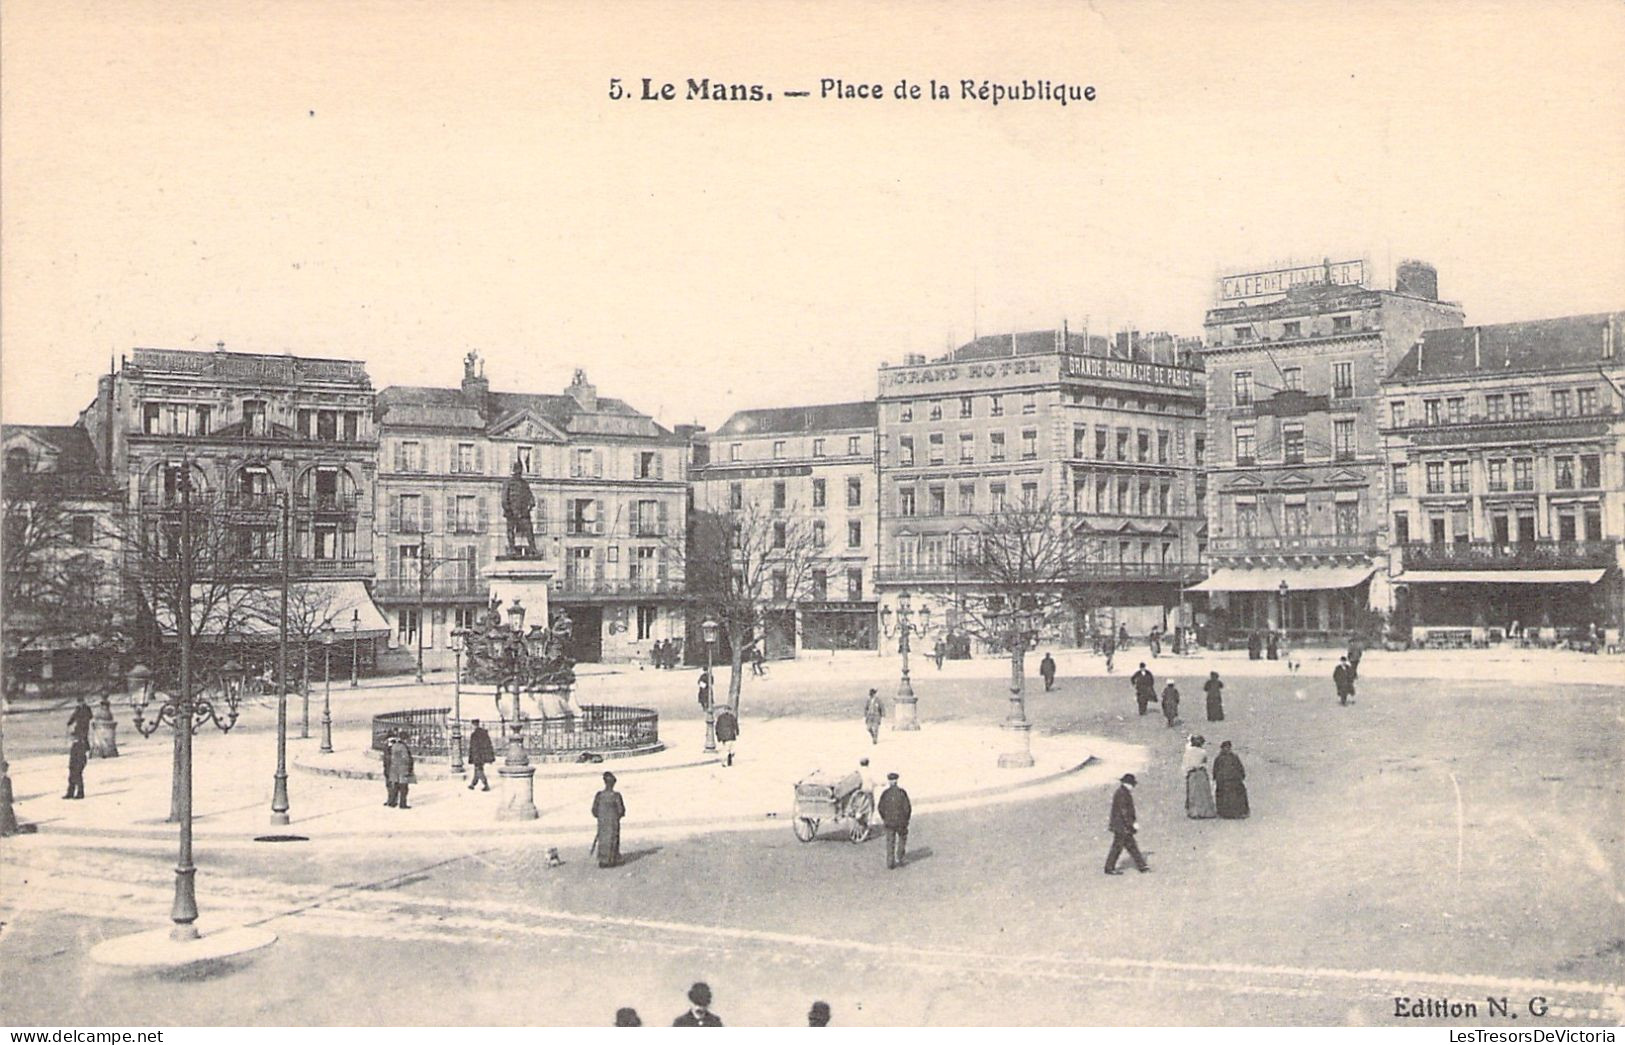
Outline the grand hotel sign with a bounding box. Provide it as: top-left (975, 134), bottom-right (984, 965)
top-left (881, 353), bottom-right (1196, 395)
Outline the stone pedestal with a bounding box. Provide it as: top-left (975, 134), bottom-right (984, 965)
top-left (998, 719), bottom-right (1035, 769)
top-left (484, 555), bottom-right (557, 627)
top-left (496, 762), bottom-right (540, 821)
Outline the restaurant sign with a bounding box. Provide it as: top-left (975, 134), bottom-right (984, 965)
top-left (1219, 260), bottom-right (1366, 303)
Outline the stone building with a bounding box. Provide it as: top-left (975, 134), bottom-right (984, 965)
top-left (690, 402), bottom-right (880, 656)
top-left (75, 345), bottom-right (390, 669)
top-left (875, 328), bottom-right (1208, 645)
top-left (1190, 258), bottom-right (1465, 642)
top-left (1382, 311), bottom-right (1625, 646)
top-left (373, 357), bottom-right (688, 667)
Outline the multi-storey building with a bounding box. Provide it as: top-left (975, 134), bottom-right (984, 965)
top-left (690, 402), bottom-right (880, 656)
top-left (75, 345), bottom-right (390, 668)
top-left (1382, 311), bottom-right (1625, 645)
top-left (373, 357), bottom-right (688, 666)
top-left (876, 328), bottom-right (1208, 643)
top-left (1192, 258), bottom-right (1464, 641)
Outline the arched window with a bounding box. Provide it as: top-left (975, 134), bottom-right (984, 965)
top-left (5, 447), bottom-right (32, 473)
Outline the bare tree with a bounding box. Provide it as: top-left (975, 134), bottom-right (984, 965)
top-left (679, 501), bottom-right (827, 708)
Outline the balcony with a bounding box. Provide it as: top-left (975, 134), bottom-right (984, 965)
top-left (551, 576), bottom-right (684, 600)
top-left (3, 471), bottom-right (120, 500)
top-left (370, 575), bottom-right (489, 603)
top-left (873, 561), bottom-right (1205, 586)
top-left (1209, 534), bottom-right (1379, 556)
top-left (295, 492), bottom-right (360, 514)
top-left (1401, 539), bottom-right (1618, 571)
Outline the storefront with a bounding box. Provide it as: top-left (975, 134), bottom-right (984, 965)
top-left (1392, 568), bottom-right (1611, 646)
top-left (1186, 565), bottom-right (1377, 643)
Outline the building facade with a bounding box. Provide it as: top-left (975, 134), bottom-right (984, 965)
top-left (373, 357), bottom-right (688, 666)
top-left (876, 329), bottom-right (1208, 644)
top-left (690, 402), bottom-right (880, 656)
top-left (75, 345), bottom-right (390, 668)
top-left (1192, 259), bottom-right (1465, 641)
top-left (1382, 311), bottom-right (1625, 645)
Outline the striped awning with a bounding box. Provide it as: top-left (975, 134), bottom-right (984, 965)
top-left (1391, 569), bottom-right (1604, 586)
top-left (1185, 566), bottom-right (1376, 593)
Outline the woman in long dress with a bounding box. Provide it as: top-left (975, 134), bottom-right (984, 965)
top-left (592, 771), bottom-right (626, 867)
top-left (1213, 740), bottom-right (1250, 819)
top-left (1182, 735), bottom-right (1216, 819)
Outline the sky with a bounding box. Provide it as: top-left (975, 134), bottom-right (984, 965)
top-left (3, 0), bottom-right (1623, 432)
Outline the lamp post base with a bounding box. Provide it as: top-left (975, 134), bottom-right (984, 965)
top-left (892, 695), bottom-right (920, 731)
top-left (998, 718), bottom-right (1035, 769)
top-left (495, 764), bottom-right (539, 821)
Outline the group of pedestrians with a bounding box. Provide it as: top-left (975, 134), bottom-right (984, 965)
top-left (1180, 735), bottom-right (1250, 820)
top-left (649, 638), bottom-right (684, 670)
top-left (612, 983), bottom-right (834, 1026)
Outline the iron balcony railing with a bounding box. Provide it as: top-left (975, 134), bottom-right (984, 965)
top-left (551, 576), bottom-right (684, 599)
top-left (1209, 534), bottom-right (1380, 555)
top-left (874, 562), bottom-right (1206, 586)
top-left (1401, 539), bottom-right (1618, 570)
top-left (370, 576), bottom-right (489, 602)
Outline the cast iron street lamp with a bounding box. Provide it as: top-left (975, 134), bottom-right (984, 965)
top-left (349, 608), bottom-right (360, 687)
top-left (494, 600), bottom-right (539, 820)
top-left (1278, 578), bottom-right (1290, 637)
top-left (879, 592), bottom-right (931, 731)
top-left (700, 618), bottom-right (719, 753)
top-left (270, 492), bottom-right (293, 826)
top-left (998, 605), bottom-right (1038, 769)
top-left (449, 627), bottom-right (467, 775)
top-left (126, 657), bottom-right (245, 940)
top-left (318, 621), bottom-right (336, 754)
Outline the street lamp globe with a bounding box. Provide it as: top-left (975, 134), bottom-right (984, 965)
top-left (701, 618), bottom-right (719, 646)
top-left (506, 600), bottom-right (527, 632)
top-left (318, 622), bottom-right (336, 647)
top-left (126, 664), bottom-right (153, 714)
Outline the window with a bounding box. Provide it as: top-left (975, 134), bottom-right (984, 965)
top-left (730, 482), bottom-right (744, 510)
top-left (454, 606), bottom-right (481, 633)
top-left (635, 499), bottom-right (662, 537)
top-left (636, 605), bottom-right (658, 640)
top-left (1115, 428), bottom-right (1130, 461)
top-left (1557, 511), bottom-right (1577, 542)
top-left (454, 494), bottom-right (478, 534)
top-left (1487, 459), bottom-right (1506, 492)
top-left (1552, 389), bottom-right (1572, 417)
top-left (317, 410), bottom-right (338, 441)
top-left (630, 546), bottom-right (657, 580)
top-left (1577, 387), bottom-right (1598, 414)
top-left (959, 432), bottom-right (975, 463)
top-left (989, 395), bottom-right (1004, 417)
top-left (1283, 502), bottom-right (1308, 535)
top-left (399, 493), bottom-right (423, 533)
top-left (1393, 511), bottom-right (1410, 545)
top-left (811, 478), bottom-right (825, 508)
top-left (1194, 435), bottom-right (1206, 467)
top-left (1234, 425), bottom-right (1256, 465)
top-left (1425, 462), bottom-right (1444, 494)
top-left (1490, 511), bottom-right (1509, 545)
top-left (1554, 457), bottom-right (1575, 489)
top-left (1235, 502), bottom-right (1258, 536)
top-left (812, 438), bottom-right (825, 458)
top-left (1021, 482), bottom-right (1038, 509)
top-left (772, 521), bottom-right (786, 548)
top-left (1391, 463), bottom-right (1408, 495)
top-left (959, 396), bottom-right (974, 419)
top-left (929, 400), bottom-right (942, 421)
top-left (1390, 401), bottom-right (1406, 427)
top-left (1073, 426), bottom-right (1087, 459)
top-left (1332, 315), bottom-right (1352, 333)
top-left (1021, 430), bottom-right (1038, 460)
top-left (1451, 509), bottom-right (1471, 544)
top-left (1429, 516), bottom-right (1447, 544)
top-left (398, 441), bottom-right (423, 472)
top-left (1425, 400), bottom-right (1442, 425)
top-left (1282, 321), bottom-right (1301, 339)
top-left (1449, 460), bottom-right (1470, 493)
top-left (1157, 431), bottom-right (1170, 464)
top-left (569, 498), bottom-right (597, 535)
top-left (847, 477), bottom-right (861, 507)
top-left (1510, 392), bottom-right (1531, 420)
top-left (899, 402), bottom-right (913, 422)
top-left (812, 520), bottom-right (826, 547)
top-left (572, 448), bottom-right (597, 477)
top-left (1584, 506), bottom-right (1603, 542)
top-left (1581, 454), bottom-right (1601, 488)
top-left (730, 443), bottom-right (741, 462)
top-left (1137, 430), bottom-right (1150, 463)
top-left (71, 514), bottom-right (95, 544)
top-left (1334, 419), bottom-right (1356, 460)
top-left (1484, 395), bottom-right (1505, 421)
top-left (1233, 371), bottom-right (1253, 406)
top-left (1335, 501), bottom-right (1359, 536)
top-left (454, 443), bottom-right (475, 473)
top-left (1446, 398), bottom-right (1465, 424)
top-left (773, 481), bottom-right (786, 510)
top-left (1094, 426), bottom-right (1108, 459)
top-left (959, 483), bottom-right (975, 514)
top-left (1282, 424), bottom-right (1304, 464)
top-left (1157, 482), bottom-right (1171, 515)
top-left (810, 569), bottom-right (827, 601)
top-left (1332, 362), bottom-right (1353, 399)
top-left (1513, 458), bottom-right (1534, 491)
top-left (928, 433), bottom-right (944, 465)
top-left (197, 406), bottom-right (212, 436)
top-left (1022, 393), bottom-right (1036, 416)
top-left (848, 435), bottom-right (861, 456)
top-left (846, 568), bottom-right (863, 601)
top-left (772, 440), bottom-right (786, 460)
top-left (397, 609), bottom-right (420, 646)
top-left (990, 483), bottom-right (1007, 512)
top-left (929, 486), bottom-right (946, 516)
top-left (1282, 367), bottom-right (1302, 392)
top-left (989, 432), bottom-right (1006, 462)
top-left (1233, 325), bottom-right (1254, 342)
top-left (772, 570), bottom-right (788, 600)
top-left (242, 400), bottom-right (267, 435)
top-left (899, 487), bottom-right (916, 516)
top-left (899, 436), bottom-right (915, 466)
top-left (847, 520), bottom-right (861, 548)
top-left (313, 524), bottom-right (338, 561)
top-left (514, 446), bottom-right (535, 474)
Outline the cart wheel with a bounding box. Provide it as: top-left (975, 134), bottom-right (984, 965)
top-left (794, 817), bottom-right (818, 843)
top-left (850, 816), bottom-right (871, 844)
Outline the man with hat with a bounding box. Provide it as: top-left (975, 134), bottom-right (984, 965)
top-left (878, 771), bottom-right (913, 870)
top-left (1105, 772), bottom-right (1149, 874)
top-left (384, 731), bottom-right (415, 809)
top-left (1333, 655), bottom-right (1356, 706)
top-left (466, 718), bottom-right (495, 791)
top-left (591, 770), bottom-right (626, 868)
top-left (672, 982), bottom-right (723, 1026)
top-left (807, 1001), bottom-right (831, 1027)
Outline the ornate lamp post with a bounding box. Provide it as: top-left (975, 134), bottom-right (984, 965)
top-left (1278, 578), bottom-right (1290, 637)
top-left (125, 658), bottom-right (245, 940)
top-left (449, 628), bottom-right (467, 775)
top-left (349, 608), bottom-right (360, 687)
top-left (270, 492), bottom-right (292, 826)
top-left (700, 618), bottom-right (719, 753)
top-left (494, 600), bottom-right (538, 821)
top-left (999, 606), bottom-right (1038, 769)
top-left (879, 592), bottom-right (931, 731)
top-left (318, 621), bottom-right (336, 754)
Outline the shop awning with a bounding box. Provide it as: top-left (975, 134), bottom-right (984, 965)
top-left (1392, 569), bottom-right (1605, 586)
top-left (1185, 566), bottom-right (1376, 593)
top-left (157, 580), bottom-right (391, 639)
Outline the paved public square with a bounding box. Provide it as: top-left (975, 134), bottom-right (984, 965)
top-left (2, 648), bottom-right (1622, 1026)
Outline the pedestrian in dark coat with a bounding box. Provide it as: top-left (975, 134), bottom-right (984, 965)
top-left (696, 670), bottom-right (713, 712)
top-left (714, 705), bottom-right (739, 767)
top-left (65, 735), bottom-right (88, 799)
top-left (933, 638), bottom-right (946, 670)
top-left (807, 1001), bottom-right (831, 1027)
top-left (1346, 640), bottom-right (1364, 682)
top-left (1148, 628), bottom-right (1162, 657)
top-left (863, 688), bottom-right (884, 744)
top-left (1131, 663), bottom-right (1156, 716)
top-left (652, 639), bottom-right (667, 670)
top-left (672, 982), bottom-right (723, 1026)
top-left (592, 771), bottom-right (625, 867)
top-left (878, 772), bottom-right (912, 869)
top-left (67, 698), bottom-right (93, 744)
top-left (1104, 773), bottom-right (1148, 874)
top-left (614, 1008), bottom-right (642, 1027)
top-left (384, 733), bottom-right (415, 808)
top-left (1266, 630), bottom-right (1280, 661)
top-left (1204, 671), bottom-right (1225, 722)
top-left (1333, 656), bottom-right (1355, 705)
top-left (1213, 741), bottom-right (1250, 819)
top-left (1103, 633), bottom-right (1116, 673)
top-left (466, 719), bottom-right (495, 790)
top-left (1161, 682), bottom-right (1181, 726)
top-left (1039, 653), bottom-right (1057, 692)
top-left (1248, 631), bottom-right (1262, 661)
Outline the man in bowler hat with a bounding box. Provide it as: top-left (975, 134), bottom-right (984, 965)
top-left (1105, 772), bottom-right (1149, 874)
top-left (466, 718), bottom-right (495, 790)
top-left (672, 982), bottom-right (723, 1026)
top-left (878, 772), bottom-right (912, 869)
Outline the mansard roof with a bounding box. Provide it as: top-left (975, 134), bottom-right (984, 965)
top-left (712, 401), bottom-right (878, 437)
top-left (2, 424), bottom-right (101, 472)
top-left (1388, 311), bottom-right (1624, 382)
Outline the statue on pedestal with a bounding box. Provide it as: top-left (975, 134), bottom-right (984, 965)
top-left (501, 460), bottom-right (537, 556)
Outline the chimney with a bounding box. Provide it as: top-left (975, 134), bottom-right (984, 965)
top-left (95, 373), bottom-right (116, 472)
top-left (1415, 335), bottom-right (1425, 374)
top-left (1605, 315), bottom-right (1616, 360)
top-left (566, 368), bottom-right (597, 411)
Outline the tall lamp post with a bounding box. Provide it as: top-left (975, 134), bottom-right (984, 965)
top-left (700, 618), bottom-right (719, 753)
top-left (449, 628), bottom-right (467, 775)
top-left (270, 493), bottom-right (293, 826)
top-left (349, 608), bottom-right (360, 687)
top-left (879, 592), bottom-right (931, 731)
top-left (494, 600), bottom-right (539, 821)
top-left (318, 621), bottom-right (336, 754)
top-left (1278, 579), bottom-right (1290, 637)
top-left (998, 606), bottom-right (1038, 769)
top-left (125, 658), bottom-right (245, 940)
